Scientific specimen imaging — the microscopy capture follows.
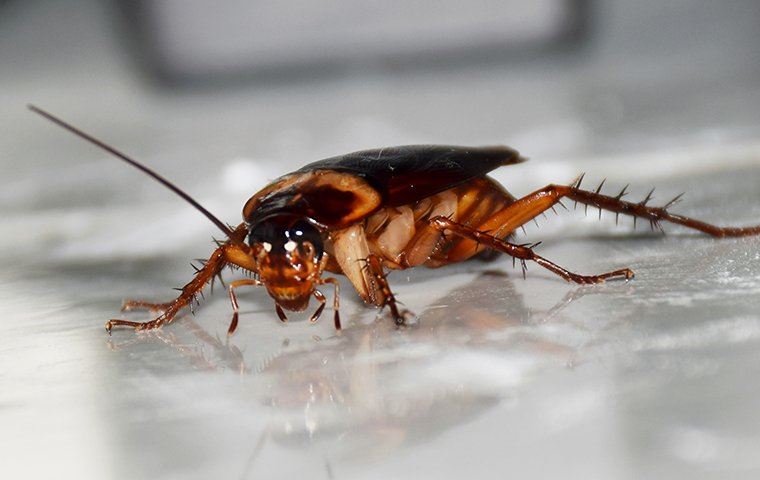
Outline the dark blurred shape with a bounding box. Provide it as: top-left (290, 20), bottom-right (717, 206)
top-left (121, 0), bottom-right (588, 85)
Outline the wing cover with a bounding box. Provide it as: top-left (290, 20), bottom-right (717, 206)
top-left (297, 145), bottom-right (525, 207)
top-left (244, 170), bottom-right (383, 228)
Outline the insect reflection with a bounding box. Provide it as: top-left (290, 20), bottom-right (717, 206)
top-left (107, 274), bottom-right (624, 471)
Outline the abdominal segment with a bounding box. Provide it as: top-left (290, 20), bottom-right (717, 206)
top-left (326, 177), bottom-right (517, 305)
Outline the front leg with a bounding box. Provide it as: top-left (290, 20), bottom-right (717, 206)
top-left (317, 277), bottom-right (342, 331)
top-left (106, 242), bottom-right (255, 334)
top-left (227, 278), bottom-right (263, 336)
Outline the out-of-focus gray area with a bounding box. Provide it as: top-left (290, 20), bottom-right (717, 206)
top-left (2, 1), bottom-right (760, 479)
top-left (126, 0), bottom-right (583, 82)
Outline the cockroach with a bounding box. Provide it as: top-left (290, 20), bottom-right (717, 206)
top-left (29, 105), bottom-right (760, 335)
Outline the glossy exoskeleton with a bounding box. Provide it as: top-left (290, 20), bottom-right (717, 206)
top-left (30, 105), bottom-right (760, 335)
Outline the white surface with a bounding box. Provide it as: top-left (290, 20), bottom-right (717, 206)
top-left (2, 2), bottom-right (760, 479)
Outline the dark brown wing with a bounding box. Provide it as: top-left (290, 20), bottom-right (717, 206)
top-left (244, 145), bottom-right (525, 229)
top-left (297, 145), bottom-right (525, 206)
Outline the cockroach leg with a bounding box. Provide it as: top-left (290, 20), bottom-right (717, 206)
top-left (431, 216), bottom-right (634, 284)
top-left (560, 184), bottom-right (760, 236)
top-left (227, 278), bottom-right (263, 336)
top-left (275, 304), bottom-right (288, 323)
top-left (317, 277), bottom-right (341, 331)
top-left (445, 182), bottom-right (760, 262)
top-left (499, 184), bottom-right (759, 240)
top-left (120, 300), bottom-right (173, 313)
top-left (106, 240), bottom-right (254, 334)
top-left (310, 290), bottom-right (327, 324)
top-left (365, 254), bottom-right (412, 325)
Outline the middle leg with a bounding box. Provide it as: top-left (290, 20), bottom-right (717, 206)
top-left (432, 217), bottom-right (634, 284)
top-left (364, 254), bottom-right (413, 325)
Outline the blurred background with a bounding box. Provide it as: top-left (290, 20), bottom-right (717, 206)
top-left (2, 1), bottom-right (760, 479)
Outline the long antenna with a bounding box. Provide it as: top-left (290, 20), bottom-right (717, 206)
top-left (28, 104), bottom-right (233, 237)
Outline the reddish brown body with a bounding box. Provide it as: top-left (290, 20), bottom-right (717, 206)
top-left (28, 105), bottom-right (760, 336)
top-left (324, 176), bottom-right (517, 304)
top-left (240, 152), bottom-right (524, 310)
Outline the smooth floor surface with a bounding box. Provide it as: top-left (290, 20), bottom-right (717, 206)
top-left (3, 154), bottom-right (760, 479)
top-left (3, 4), bottom-right (760, 476)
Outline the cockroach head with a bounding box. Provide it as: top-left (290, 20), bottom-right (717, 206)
top-left (247, 214), bottom-right (325, 312)
top-left (247, 214), bottom-right (324, 260)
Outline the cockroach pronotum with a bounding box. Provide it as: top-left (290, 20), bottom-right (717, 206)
top-left (29, 105), bottom-right (760, 335)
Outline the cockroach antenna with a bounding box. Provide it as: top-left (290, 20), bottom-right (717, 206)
top-left (27, 104), bottom-right (234, 237)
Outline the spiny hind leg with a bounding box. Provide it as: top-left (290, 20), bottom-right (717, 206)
top-left (559, 176), bottom-right (760, 236)
top-left (445, 177), bottom-right (760, 261)
top-left (364, 254), bottom-right (413, 325)
top-left (432, 217), bottom-right (634, 284)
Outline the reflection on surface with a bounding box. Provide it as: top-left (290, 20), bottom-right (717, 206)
top-left (105, 272), bottom-right (612, 473)
top-left (5, 165), bottom-right (760, 478)
top-left (4, 215), bottom-right (760, 479)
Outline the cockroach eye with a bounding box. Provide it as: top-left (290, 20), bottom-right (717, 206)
top-left (247, 218), bottom-right (280, 247)
top-left (288, 220), bottom-right (324, 259)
